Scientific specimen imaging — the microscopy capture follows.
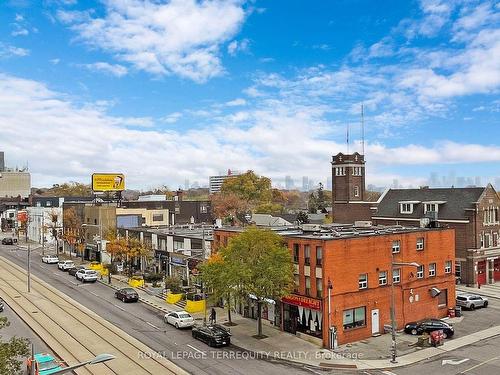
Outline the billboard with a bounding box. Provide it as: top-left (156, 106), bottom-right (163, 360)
top-left (92, 173), bottom-right (125, 192)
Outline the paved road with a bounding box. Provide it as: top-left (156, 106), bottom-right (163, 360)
top-left (1, 244), bottom-right (313, 375)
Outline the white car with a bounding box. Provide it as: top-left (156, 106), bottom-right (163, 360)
top-left (42, 255), bottom-right (59, 264)
top-left (163, 311), bottom-right (195, 329)
top-left (75, 269), bottom-right (98, 283)
top-left (57, 260), bottom-right (75, 271)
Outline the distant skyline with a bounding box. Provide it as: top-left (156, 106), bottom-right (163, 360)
top-left (1, 1), bottom-right (499, 190)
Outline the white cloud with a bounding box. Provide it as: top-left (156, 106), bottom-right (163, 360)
top-left (227, 38), bottom-right (250, 56)
top-left (161, 112), bottom-right (183, 124)
top-left (0, 43), bottom-right (29, 58)
top-left (50, 58), bottom-right (61, 65)
top-left (58, 0), bottom-right (247, 82)
top-left (225, 98), bottom-right (246, 106)
top-left (12, 28), bottom-right (29, 36)
top-left (81, 62), bottom-right (128, 77)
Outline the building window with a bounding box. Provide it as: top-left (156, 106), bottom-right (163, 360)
top-left (305, 276), bottom-right (311, 296)
top-left (304, 245), bottom-right (311, 266)
top-left (200, 205), bottom-right (207, 213)
top-left (455, 263), bottom-right (461, 278)
top-left (392, 240), bottom-right (401, 253)
top-left (424, 203), bottom-right (437, 213)
top-left (416, 237), bottom-right (424, 251)
top-left (485, 233), bottom-right (491, 248)
top-left (354, 186), bottom-right (359, 197)
top-left (152, 214), bottom-right (163, 222)
top-left (335, 167), bottom-right (346, 176)
top-left (392, 268), bottom-right (401, 283)
top-left (429, 263), bottom-right (436, 277)
top-left (352, 166), bottom-right (362, 176)
top-left (316, 246), bottom-right (322, 267)
top-left (294, 274), bottom-right (299, 293)
top-left (359, 273), bottom-right (368, 289)
top-left (400, 203), bottom-right (413, 214)
top-left (480, 234), bottom-right (484, 248)
top-left (293, 244), bottom-right (299, 263)
top-left (378, 271), bottom-right (388, 286)
top-left (316, 278), bottom-right (323, 298)
top-left (417, 265), bottom-right (424, 279)
top-left (46, 201), bottom-right (52, 207)
top-left (343, 307), bottom-right (366, 330)
top-left (445, 260), bottom-right (452, 274)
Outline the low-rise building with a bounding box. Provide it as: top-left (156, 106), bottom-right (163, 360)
top-left (214, 224), bottom-right (456, 347)
top-left (116, 207), bottom-right (169, 228)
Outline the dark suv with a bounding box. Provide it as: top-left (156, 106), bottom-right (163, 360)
top-left (404, 319), bottom-right (454, 338)
top-left (192, 324), bottom-right (231, 347)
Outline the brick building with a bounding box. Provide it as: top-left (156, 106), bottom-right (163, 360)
top-left (214, 224), bottom-right (455, 347)
top-left (331, 152), bottom-right (375, 223)
top-left (372, 184), bottom-right (500, 286)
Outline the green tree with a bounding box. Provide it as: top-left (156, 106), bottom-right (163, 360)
top-left (221, 171), bottom-right (272, 205)
top-left (0, 317), bottom-right (30, 375)
top-left (200, 253), bottom-right (238, 325)
top-left (224, 227), bottom-right (294, 337)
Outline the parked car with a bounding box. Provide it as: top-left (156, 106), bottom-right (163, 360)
top-left (1, 238), bottom-right (14, 245)
top-left (456, 294), bottom-right (488, 310)
top-left (57, 260), bottom-right (75, 271)
top-left (0, 298), bottom-right (4, 312)
top-left (164, 311), bottom-right (195, 329)
top-left (75, 269), bottom-right (98, 283)
top-left (115, 288), bottom-right (139, 303)
top-left (191, 324), bottom-right (231, 347)
top-left (404, 319), bottom-right (454, 338)
top-left (41, 255), bottom-right (59, 264)
top-left (26, 353), bottom-right (64, 375)
top-left (68, 265), bottom-right (87, 276)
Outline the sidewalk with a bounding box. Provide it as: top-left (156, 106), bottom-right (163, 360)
top-left (457, 283), bottom-right (500, 300)
top-left (99, 273), bottom-right (500, 370)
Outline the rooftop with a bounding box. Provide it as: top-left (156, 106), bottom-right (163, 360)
top-left (216, 223), bottom-right (447, 240)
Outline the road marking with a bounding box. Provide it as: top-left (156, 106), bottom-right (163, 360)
top-left (89, 291), bottom-right (100, 297)
top-left (461, 356), bottom-right (499, 373)
top-left (113, 304), bottom-right (126, 312)
top-left (39, 265), bottom-right (46, 269)
top-left (147, 322), bottom-right (160, 330)
top-left (382, 371), bottom-right (398, 375)
top-left (186, 344), bottom-right (205, 354)
top-left (442, 358), bottom-right (469, 366)
top-left (69, 280), bottom-right (78, 286)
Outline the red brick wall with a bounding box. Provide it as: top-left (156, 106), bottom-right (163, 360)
top-left (332, 202), bottom-right (373, 223)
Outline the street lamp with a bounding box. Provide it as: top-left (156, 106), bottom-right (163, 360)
top-left (327, 278), bottom-right (333, 349)
top-left (390, 257), bottom-right (420, 364)
top-left (42, 353), bottom-right (115, 375)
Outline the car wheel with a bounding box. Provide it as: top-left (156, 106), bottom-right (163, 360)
top-left (192, 330), bottom-right (196, 338)
top-left (411, 328), bottom-right (418, 335)
top-left (483, 301), bottom-right (488, 308)
top-left (175, 323), bottom-right (179, 329)
top-left (470, 304), bottom-right (475, 310)
top-left (442, 331), bottom-right (448, 339)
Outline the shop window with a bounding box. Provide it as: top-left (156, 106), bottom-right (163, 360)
top-left (304, 245), bottom-right (311, 266)
top-left (392, 240), bottom-right (400, 253)
top-left (293, 244), bottom-right (299, 263)
top-left (153, 214), bottom-right (163, 222)
top-left (343, 307), bottom-right (366, 330)
top-left (392, 268), bottom-right (400, 283)
top-left (316, 246), bottom-right (322, 267)
top-left (305, 276), bottom-right (311, 296)
top-left (416, 237), bottom-right (424, 251)
top-left (359, 273), bottom-right (368, 289)
top-left (429, 263), bottom-right (436, 277)
top-left (455, 263), bottom-right (461, 278)
top-left (417, 265), bottom-right (424, 279)
top-left (378, 271), bottom-right (388, 286)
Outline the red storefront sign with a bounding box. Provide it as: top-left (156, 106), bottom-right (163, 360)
top-left (282, 294), bottom-right (321, 310)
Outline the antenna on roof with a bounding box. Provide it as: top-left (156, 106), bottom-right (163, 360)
top-left (346, 123), bottom-right (350, 154)
top-left (361, 103), bottom-right (365, 156)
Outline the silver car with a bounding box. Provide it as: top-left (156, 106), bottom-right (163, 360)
top-left (456, 294), bottom-right (488, 310)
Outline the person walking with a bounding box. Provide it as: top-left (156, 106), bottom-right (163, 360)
top-left (210, 308), bottom-right (216, 325)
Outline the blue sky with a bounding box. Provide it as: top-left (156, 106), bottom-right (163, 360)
top-left (0, 0), bottom-right (499, 190)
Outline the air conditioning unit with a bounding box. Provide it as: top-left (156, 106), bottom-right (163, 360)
top-left (420, 218), bottom-right (430, 228)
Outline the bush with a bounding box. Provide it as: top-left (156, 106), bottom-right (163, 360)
top-left (165, 276), bottom-right (183, 294)
top-left (144, 273), bottom-right (163, 284)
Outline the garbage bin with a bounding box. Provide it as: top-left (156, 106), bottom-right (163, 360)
top-left (455, 306), bottom-right (462, 317)
top-left (448, 308), bottom-right (455, 318)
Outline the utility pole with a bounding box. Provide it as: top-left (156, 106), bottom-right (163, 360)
top-left (41, 214), bottom-right (45, 256)
top-left (27, 243), bottom-right (31, 293)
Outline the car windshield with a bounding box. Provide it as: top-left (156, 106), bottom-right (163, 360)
top-left (179, 314), bottom-right (191, 319)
